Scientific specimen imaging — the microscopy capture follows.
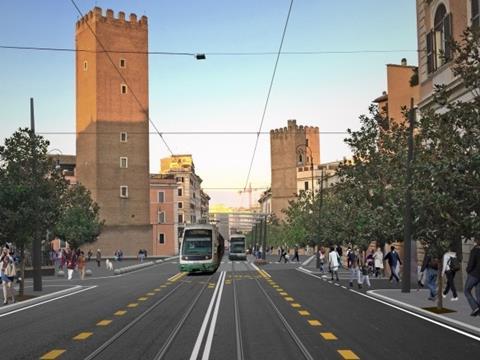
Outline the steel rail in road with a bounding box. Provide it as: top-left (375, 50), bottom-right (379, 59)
top-left (232, 262), bottom-right (245, 360)
top-left (153, 274), bottom-right (213, 359)
top-left (82, 276), bottom-right (195, 360)
top-left (251, 266), bottom-right (315, 360)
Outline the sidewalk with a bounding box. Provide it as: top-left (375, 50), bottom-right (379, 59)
top-left (368, 289), bottom-right (480, 336)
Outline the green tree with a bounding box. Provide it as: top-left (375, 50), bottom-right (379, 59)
top-left (0, 128), bottom-right (67, 295)
top-left (54, 184), bottom-right (103, 250)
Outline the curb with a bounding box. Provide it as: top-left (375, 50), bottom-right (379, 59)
top-left (113, 256), bottom-right (178, 275)
top-left (367, 290), bottom-right (480, 337)
top-left (0, 285), bottom-right (82, 316)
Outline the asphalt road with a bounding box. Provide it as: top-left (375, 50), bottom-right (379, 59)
top-left (2, 256), bottom-right (479, 360)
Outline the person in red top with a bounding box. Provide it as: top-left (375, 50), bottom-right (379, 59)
top-left (66, 249), bottom-right (77, 280)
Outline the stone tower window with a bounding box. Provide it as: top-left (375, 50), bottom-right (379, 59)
top-left (158, 233), bottom-right (165, 244)
top-left (83, 61), bottom-right (88, 71)
top-left (298, 154), bottom-right (303, 164)
top-left (120, 157), bottom-right (128, 168)
top-left (120, 132), bottom-right (128, 142)
top-left (120, 58), bottom-right (126, 68)
top-left (120, 186), bottom-right (128, 198)
top-left (121, 84), bottom-right (128, 94)
top-left (158, 211), bottom-right (166, 224)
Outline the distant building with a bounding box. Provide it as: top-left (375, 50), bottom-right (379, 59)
top-left (160, 154), bottom-right (209, 240)
top-left (258, 188), bottom-right (272, 216)
top-left (416, 0), bottom-right (478, 110)
top-left (373, 58), bottom-right (420, 125)
top-left (150, 174), bottom-right (178, 256)
top-left (47, 154), bottom-right (77, 185)
top-left (296, 160), bottom-right (346, 195)
top-left (75, 7), bottom-right (152, 256)
top-left (270, 119), bottom-right (320, 220)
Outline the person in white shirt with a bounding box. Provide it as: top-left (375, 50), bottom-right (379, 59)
top-left (442, 248), bottom-right (458, 301)
top-left (373, 248), bottom-right (384, 278)
top-left (328, 246), bottom-right (340, 281)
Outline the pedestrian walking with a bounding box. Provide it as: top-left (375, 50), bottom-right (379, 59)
top-left (348, 247), bottom-right (361, 288)
top-left (442, 248), bottom-right (459, 301)
top-left (373, 247), bottom-right (384, 277)
top-left (292, 246), bottom-right (300, 263)
top-left (328, 246), bottom-right (340, 281)
top-left (421, 250), bottom-right (439, 301)
top-left (319, 248), bottom-right (326, 273)
top-left (1, 246), bottom-right (16, 305)
top-left (87, 249), bottom-right (93, 262)
top-left (78, 250), bottom-right (86, 280)
top-left (138, 249), bottom-right (145, 262)
top-left (359, 253), bottom-right (371, 289)
top-left (464, 238), bottom-right (480, 316)
top-left (384, 245), bottom-right (402, 283)
top-left (278, 247), bottom-right (287, 263)
top-left (66, 249), bottom-right (77, 280)
top-left (96, 249), bottom-right (102, 267)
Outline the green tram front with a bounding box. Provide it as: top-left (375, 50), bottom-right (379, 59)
top-left (229, 234), bottom-right (246, 260)
top-left (179, 224), bottom-right (224, 273)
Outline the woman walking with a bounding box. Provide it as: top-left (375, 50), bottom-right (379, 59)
top-left (1, 246), bottom-right (16, 305)
top-left (328, 246), bottom-right (340, 281)
top-left (66, 249), bottom-right (77, 280)
top-left (77, 250), bottom-right (86, 280)
top-left (442, 248), bottom-right (459, 301)
top-left (374, 247), bottom-right (384, 278)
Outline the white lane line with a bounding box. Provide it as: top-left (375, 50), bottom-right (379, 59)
top-left (341, 286), bottom-right (347, 289)
top-left (298, 266), bottom-right (313, 273)
top-left (189, 271), bottom-right (225, 360)
top-left (0, 286), bottom-right (97, 318)
top-left (301, 255), bottom-right (315, 266)
top-left (201, 271), bottom-right (226, 360)
top-left (296, 267), bottom-right (480, 341)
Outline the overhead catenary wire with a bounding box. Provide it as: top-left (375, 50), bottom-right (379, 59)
top-left (0, 44), bottom-right (422, 55)
top-left (243, 0), bottom-right (294, 192)
top-left (37, 130), bottom-right (349, 135)
top-left (68, 0), bottom-right (174, 155)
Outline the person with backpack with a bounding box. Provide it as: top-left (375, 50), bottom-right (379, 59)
top-left (464, 238), bottom-right (480, 317)
top-left (348, 247), bottom-right (361, 288)
top-left (442, 248), bottom-right (459, 301)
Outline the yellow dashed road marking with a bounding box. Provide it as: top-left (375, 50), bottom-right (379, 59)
top-left (138, 297), bottom-right (148, 301)
top-left (40, 350), bottom-right (66, 359)
top-left (160, 285), bottom-right (167, 288)
top-left (338, 350), bottom-right (360, 359)
top-left (73, 332), bottom-right (93, 340)
top-left (308, 320), bottom-right (322, 326)
top-left (280, 292), bottom-right (288, 296)
top-left (97, 320), bottom-right (112, 326)
top-left (285, 297), bottom-right (294, 301)
top-left (114, 310), bottom-right (127, 316)
top-left (291, 303), bottom-right (301, 308)
top-left (146, 292), bottom-right (155, 296)
top-left (272, 285), bottom-right (279, 288)
top-left (127, 303), bottom-right (138, 308)
top-left (320, 332), bottom-right (338, 340)
top-left (298, 310), bottom-right (310, 316)
top-left (276, 288), bottom-right (284, 292)
top-left (154, 288), bottom-right (161, 291)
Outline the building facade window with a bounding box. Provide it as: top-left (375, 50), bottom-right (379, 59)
top-left (427, 4), bottom-right (452, 73)
top-left (178, 202), bottom-right (183, 209)
top-left (157, 191), bottom-right (165, 203)
top-left (178, 188), bottom-right (183, 196)
top-left (120, 132), bottom-right (128, 142)
top-left (304, 181), bottom-right (309, 190)
top-left (178, 213), bottom-right (184, 224)
top-left (120, 157), bottom-right (128, 168)
top-left (158, 233), bottom-right (165, 244)
top-left (121, 84), bottom-right (128, 94)
top-left (83, 60), bottom-right (88, 71)
top-left (158, 211), bottom-right (166, 224)
top-left (120, 186), bottom-right (128, 198)
top-left (120, 58), bottom-right (126, 68)
top-left (472, 0), bottom-right (480, 27)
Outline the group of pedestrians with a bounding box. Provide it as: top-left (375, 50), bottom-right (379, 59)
top-left (277, 246), bottom-right (300, 263)
top-left (53, 248), bottom-right (87, 280)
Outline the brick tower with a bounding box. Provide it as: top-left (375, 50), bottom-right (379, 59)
top-left (76, 7), bottom-right (152, 255)
top-left (270, 120), bottom-right (320, 220)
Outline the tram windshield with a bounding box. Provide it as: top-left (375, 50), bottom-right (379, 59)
top-left (182, 229), bottom-right (212, 255)
top-left (230, 240), bottom-right (245, 254)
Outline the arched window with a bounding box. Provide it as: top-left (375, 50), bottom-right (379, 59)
top-left (426, 4), bottom-right (452, 73)
top-left (298, 154), bottom-right (303, 164)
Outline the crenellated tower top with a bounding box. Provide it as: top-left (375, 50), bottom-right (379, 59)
top-left (76, 7), bottom-right (148, 30)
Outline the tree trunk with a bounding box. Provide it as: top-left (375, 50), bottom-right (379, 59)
top-left (437, 264), bottom-right (443, 310)
top-left (19, 246), bottom-right (25, 297)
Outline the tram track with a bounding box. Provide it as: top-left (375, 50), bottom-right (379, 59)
top-left (82, 274), bottom-right (213, 360)
top-left (251, 264), bottom-right (315, 360)
top-left (232, 261), bottom-right (245, 360)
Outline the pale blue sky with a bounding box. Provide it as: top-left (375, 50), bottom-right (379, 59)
top-left (0, 0), bottom-right (418, 207)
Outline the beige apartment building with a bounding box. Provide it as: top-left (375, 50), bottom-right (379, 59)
top-left (75, 8), bottom-right (152, 256)
top-left (416, 0), bottom-right (479, 109)
top-left (160, 155), bottom-right (209, 240)
top-left (270, 119), bottom-right (320, 220)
